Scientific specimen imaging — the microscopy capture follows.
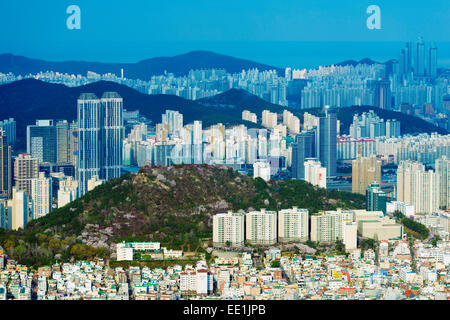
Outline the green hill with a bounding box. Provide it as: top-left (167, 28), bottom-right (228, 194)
top-left (0, 165), bottom-right (365, 267)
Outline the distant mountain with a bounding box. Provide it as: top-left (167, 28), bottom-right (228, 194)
top-left (0, 79), bottom-right (445, 152)
top-left (334, 58), bottom-right (378, 67)
top-left (198, 88), bottom-right (285, 114)
top-left (0, 79), bottom-right (260, 150)
top-left (0, 51), bottom-right (282, 80)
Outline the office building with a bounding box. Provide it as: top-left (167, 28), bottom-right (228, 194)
top-left (278, 207), bottom-right (309, 243)
top-left (245, 209), bottom-right (277, 246)
top-left (317, 107), bottom-right (337, 177)
top-left (14, 154), bottom-right (39, 196)
top-left (26, 120), bottom-right (57, 164)
top-left (212, 211), bottom-right (245, 247)
top-left (291, 131), bottom-right (315, 180)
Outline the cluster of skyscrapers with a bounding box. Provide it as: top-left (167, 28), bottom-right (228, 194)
top-left (0, 92), bottom-right (124, 230)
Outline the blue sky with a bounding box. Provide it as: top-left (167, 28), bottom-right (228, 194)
top-left (0, 0), bottom-right (448, 62)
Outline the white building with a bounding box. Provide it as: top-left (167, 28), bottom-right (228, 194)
top-left (304, 159), bottom-right (327, 189)
top-left (278, 207), bottom-right (309, 242)
top-left (31, 172), bottom-right (52, 219)
top-left (253, 161), bottom-right (271, 181)
top-left (213, 211), bottom-right (245, 247)
top-left (57, 177), bottom-right (78, 208)
top-left (245, 209), bottom-right (277, 246)
top-left (386, 201), bottom-right (415, 218)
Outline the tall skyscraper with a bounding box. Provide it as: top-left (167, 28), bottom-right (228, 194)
top-left (101, 92), bottom-right (123, 181)
top-left (291, 130), bottom-right (315, 180)
top-left (77, 92), bottom-right (124, 197)
top-left (77, 93), bottom-right (102, 197)
top-left (428, 44), bottom-right (438, 80)
top-left (415, 37), bottom-right (425, 77)
top-left (405, 42), bottom-right (412, 74)
top-left (0, 130), bottom-right (12, 198)
top-left (14, 153), bottom-right (39, 196)
top-left (317, 107), bottom-right (337, 177)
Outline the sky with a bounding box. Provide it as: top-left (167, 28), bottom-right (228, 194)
top-left (0, 0), bottom-right (449, 63)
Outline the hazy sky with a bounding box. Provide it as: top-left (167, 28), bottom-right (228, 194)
top-left (0, 0), bottom-right (448, 62)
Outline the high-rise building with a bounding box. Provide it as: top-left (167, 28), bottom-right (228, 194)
top-left (428, 44), bottom-right (438, 80)
top-left (0, 118), bottom-right (16, 145)
top-left (245, 209), bottom-right (277, 246)
top-left (77, 93), bottom-right (102, 197)
top-left (10, 187), bottom-right (29, 230)
top-left (69, 121), bottom-right (78, 167)
top-left (435, 156), bottom-right (449, 210)
top-left (310, 211), bottom-right (343, 243)
top-left (375, 80), bottom-right (391, 109)
top-left (56, 120), bottom-right (70, 164)
top-left (212, 211), bottom-right (245, 247)
top-left (101, 92), bottom-right (123, 181)
top-left (26, 120), bottom-right (57, 164)
top-left (352, 155), bottom-right (381, 195)
top-left (162, 110), bottom-right (183, 135)
top-left (366, 182), bottom-right (387, 214)
top-left (415, 37), bottom-right (425, 77)
top-left (304, 159), bottom-right (326, 189)
top-left (396, 161), bottom-right (440, 214)
top-left (291, 130), bottom-right (315, 180)
top-left (77, 92), bottom-right (123, 197)
top-left (278, 207), bottom-right (309, 243)
top-left (0, 130), bottom-right (12, 198)
top-left (317, 107), bottom-right (337, 177)
top-left (30, 172), bottom-right (52, 220)
top-left (14, 154), bottom-right (39, 196)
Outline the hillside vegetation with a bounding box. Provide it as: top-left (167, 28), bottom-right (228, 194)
top-left (0, 165), bottom-right (365, 267)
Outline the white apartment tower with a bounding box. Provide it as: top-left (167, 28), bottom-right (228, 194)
top-left (245, 209), bottom-right (277, 246)
top-left (213, 211), bottom-right (245, 247)
top-left (30, 172), bottom-right (52, 219)
top-left (278, 207), bottom-right (309, 243)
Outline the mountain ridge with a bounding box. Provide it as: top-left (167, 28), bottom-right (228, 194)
top-left (0, 51), bottom-right (283, 80)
